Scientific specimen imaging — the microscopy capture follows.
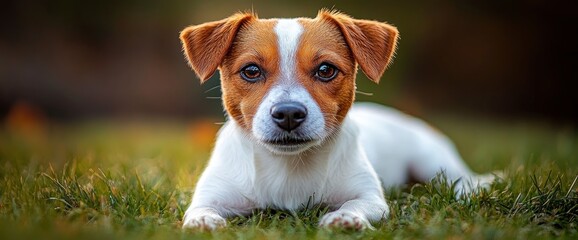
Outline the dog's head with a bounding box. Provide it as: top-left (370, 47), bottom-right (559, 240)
top-left (180, 10), bottom-right (398, 155)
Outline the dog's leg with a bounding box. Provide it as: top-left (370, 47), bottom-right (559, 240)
top-left (182, 123), bottom-right (255, 230)
top-left (182, 177), bottom-right (254, 230)
top-left (409, 131), bottom-right (498, 195)
top-left (318, 142), bottom-right (389, 230)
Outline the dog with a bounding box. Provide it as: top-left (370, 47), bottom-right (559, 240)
top-left (179, 10), bottom-right (496, 231)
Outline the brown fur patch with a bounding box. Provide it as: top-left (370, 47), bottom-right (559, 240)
top-left (297, 18), bottom-right (357, 131)
top-left (219, 19), bottom-right (279, 130)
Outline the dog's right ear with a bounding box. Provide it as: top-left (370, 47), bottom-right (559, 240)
top-left (180, 13), bottom-right (256, 83)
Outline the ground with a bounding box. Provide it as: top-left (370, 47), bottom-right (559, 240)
top-left (0, 115), bottom-right (576, 239)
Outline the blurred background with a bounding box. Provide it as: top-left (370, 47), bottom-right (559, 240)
top-left (1, 0), bottom-right (577, 126)
top-left (1, 3), bottom-right (577, 237)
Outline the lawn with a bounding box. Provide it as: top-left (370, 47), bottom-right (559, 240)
top-left (0, 116), bottom-right (576, 239)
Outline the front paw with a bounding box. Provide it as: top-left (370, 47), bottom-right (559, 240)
top-left (319, 211), bottom-right (372, 230)
top-left (182, 213), bottom-right (226, 231)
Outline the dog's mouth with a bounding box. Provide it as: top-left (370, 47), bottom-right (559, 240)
top-left (264, 137), bottom-right (313, 146)
top-left (260, 137), bottom-right (319, 154)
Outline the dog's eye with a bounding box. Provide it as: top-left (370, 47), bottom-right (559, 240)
top-left (315, 63), bottom-right (338, 82)
top-left (240, 64), bottom-right (263, 82)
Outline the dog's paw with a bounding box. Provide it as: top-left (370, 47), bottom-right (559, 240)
top-left (182, 213), bottom-right (226, 231)
top-left (319, 211), bottom-right (372, 230)
top-left (455, 172), bottom-right (503, 197)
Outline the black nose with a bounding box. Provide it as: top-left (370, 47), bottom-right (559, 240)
top-left (270, 102), bottom-right (307, 132)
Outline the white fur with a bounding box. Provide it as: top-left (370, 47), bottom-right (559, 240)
top-left (274, 19), bottom-right (303, 83)
top-left (349, 102), bottom-right (495, 194)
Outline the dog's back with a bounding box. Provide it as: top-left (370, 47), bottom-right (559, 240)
top-left (350, 103), bottom-right (482, 187)
top-left (351, 102), bottom-right (496, 192)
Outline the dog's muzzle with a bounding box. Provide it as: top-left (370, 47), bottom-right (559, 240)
top-left (260, 101), bottom-right (320, 154)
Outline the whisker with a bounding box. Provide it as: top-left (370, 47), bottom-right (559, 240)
top-left (356, 90), bottom-right (374, 96)
top-left (226, 113), bottom-right (256, 119)
top-left (321, 112), bottom-right (347, 118)
top-left (204, 85), bottom-right (221, 93)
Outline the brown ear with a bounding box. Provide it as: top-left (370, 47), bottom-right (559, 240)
top-left (180, 13), bottom-right (256, 83)
top-left (318, 10), bottom-right (399, 83)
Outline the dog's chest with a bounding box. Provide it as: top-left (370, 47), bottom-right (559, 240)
top-left (251, 149), bottom-right (329, 210)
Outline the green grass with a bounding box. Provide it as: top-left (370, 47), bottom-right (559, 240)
top-left (0, 117), bottom-right (577, 239)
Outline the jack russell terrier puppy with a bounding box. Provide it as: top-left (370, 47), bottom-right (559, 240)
top-left (179, 10), bottom-right (496, 231)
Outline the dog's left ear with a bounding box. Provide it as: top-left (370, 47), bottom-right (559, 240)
top-left (180, 13), bottom-right (256, 83)
top-left (318, 10), bottom-right (399, 83)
